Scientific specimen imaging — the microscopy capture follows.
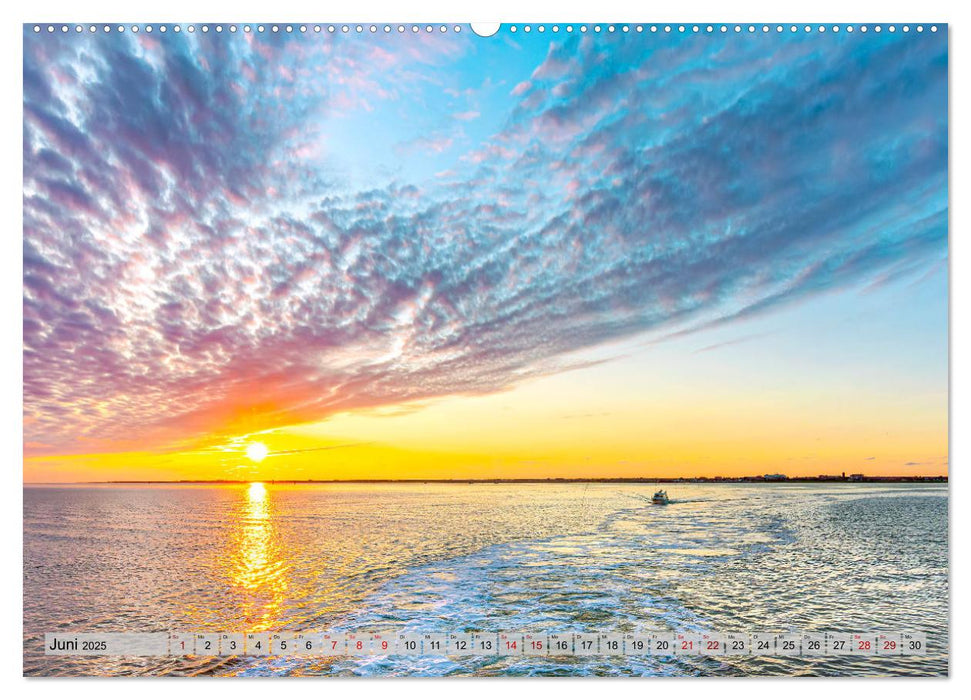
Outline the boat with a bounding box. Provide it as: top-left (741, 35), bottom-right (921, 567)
top-left (652, 489), bottom-right (670, 505)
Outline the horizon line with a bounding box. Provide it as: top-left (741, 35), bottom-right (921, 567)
top-left (23, 475), bottom-right (949, 486)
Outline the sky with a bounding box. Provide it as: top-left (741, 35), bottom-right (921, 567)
top-left (23, 25), bottom-right (948, 482)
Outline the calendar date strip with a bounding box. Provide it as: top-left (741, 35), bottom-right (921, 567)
top-left (45, 631), bottom-right (928, 657)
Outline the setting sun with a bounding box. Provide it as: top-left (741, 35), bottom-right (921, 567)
top-left (245, 442), bottom-right (270, 463)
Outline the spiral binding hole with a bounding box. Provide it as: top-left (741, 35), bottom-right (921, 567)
top-left (27, 23), bottom-right (941, 36)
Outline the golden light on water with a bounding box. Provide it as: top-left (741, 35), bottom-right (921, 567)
top-left (230, 482), bottom-right (287, 630)
top-left (237, 483), bottom-right (271, 592)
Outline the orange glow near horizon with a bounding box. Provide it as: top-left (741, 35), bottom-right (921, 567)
top-left (22, 344), bottom-right (948, 483)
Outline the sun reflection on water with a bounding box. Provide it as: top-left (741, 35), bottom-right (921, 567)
top-left (231, 482), bottom-right (288, 630)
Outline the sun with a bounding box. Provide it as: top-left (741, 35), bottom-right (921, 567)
top-left (245, 442), bottom-right (269, 463)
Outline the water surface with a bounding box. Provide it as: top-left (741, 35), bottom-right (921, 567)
top-left (23, 482), bottom-right (948, 676)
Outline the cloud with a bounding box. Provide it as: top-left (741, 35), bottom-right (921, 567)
top-left (693, 333), bottom-right (768, 354)
top-left (511, 80), bottom-right (532, 96)
top-left (23, 29), bottom-right (948, 455)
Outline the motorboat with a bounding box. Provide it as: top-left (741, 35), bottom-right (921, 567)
top-left (652, 489), bottom-right (670, 505)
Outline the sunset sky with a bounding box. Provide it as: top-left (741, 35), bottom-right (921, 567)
top-left (23, 26), bottom-right (948, 482)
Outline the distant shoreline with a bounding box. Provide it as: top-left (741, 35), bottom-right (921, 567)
top-left (25, 476), bottom-right (948, 486)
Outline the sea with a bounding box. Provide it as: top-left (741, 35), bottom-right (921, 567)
top-left (23, 482), bottom-right (948, 676)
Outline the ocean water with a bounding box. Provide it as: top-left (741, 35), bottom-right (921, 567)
top-left (23, 482), bottom-right (948, 676)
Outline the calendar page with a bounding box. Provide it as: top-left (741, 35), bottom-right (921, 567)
top-left (22, 20), bottom-right (948, 678)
